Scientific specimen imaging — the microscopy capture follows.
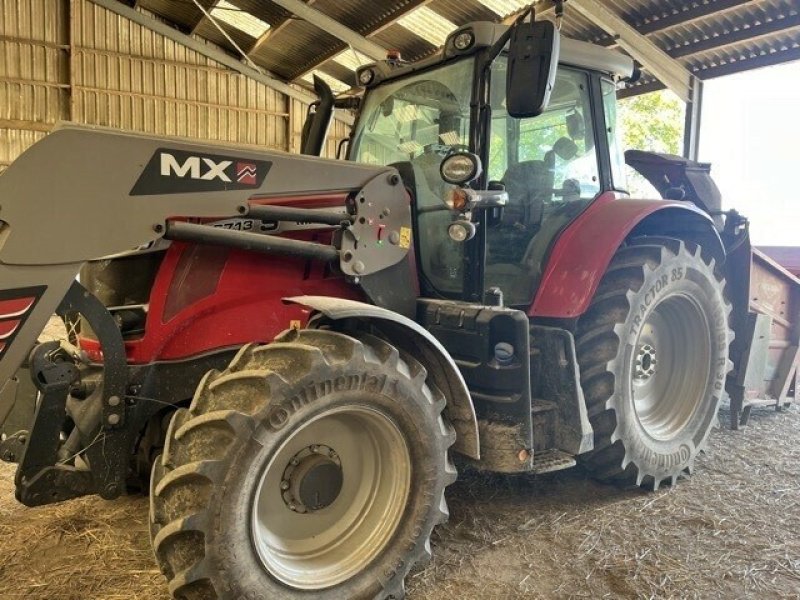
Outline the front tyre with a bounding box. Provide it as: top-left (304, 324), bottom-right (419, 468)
top-left (576, 239), bottom-right (732, 489)
top-left (149, 328), bottom-right (456, 599)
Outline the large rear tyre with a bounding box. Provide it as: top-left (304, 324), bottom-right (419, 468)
top-left (576, 239), bottom-right (732, 489)
top-left (149, 328), bottom-right (456, 599)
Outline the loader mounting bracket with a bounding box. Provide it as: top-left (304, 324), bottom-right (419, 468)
top-left (14, 282), bottom-right (131, 506)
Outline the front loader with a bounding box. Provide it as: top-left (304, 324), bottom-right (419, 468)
top-left (0, 9), bottom-right (795, 600)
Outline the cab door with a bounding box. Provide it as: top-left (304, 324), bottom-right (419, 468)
top-left (483, 63), bottom-right (604, 306)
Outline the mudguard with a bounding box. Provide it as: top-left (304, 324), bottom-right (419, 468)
top-left (286, 295), bottom-right (480, 459)
top-left (529, 192), bottom-right (724, 319)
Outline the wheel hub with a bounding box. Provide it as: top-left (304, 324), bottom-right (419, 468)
top-left (252, 405), bottom-right (412, 590)
top-left (281, 444), bottom-right (342, 513)
top-left (631, 294), bottom-right (712, 441)
top-left (634, 343), bottom-right (658, 380)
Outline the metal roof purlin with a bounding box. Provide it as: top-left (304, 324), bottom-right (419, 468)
top-left (266, 0), bottom-right (388, 61)
top-left (636, 0), bottom-right (753, 35)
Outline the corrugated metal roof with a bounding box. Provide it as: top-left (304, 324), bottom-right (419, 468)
top-left (116, 0), bottom-right (800, 96)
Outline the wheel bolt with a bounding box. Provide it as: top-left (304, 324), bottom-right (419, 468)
top-left (280, 480), bottom-right (289, 490)
top-left (310, 445), bottom-right (319, 453)
top-left (288, 503), bottom-right (296, 511)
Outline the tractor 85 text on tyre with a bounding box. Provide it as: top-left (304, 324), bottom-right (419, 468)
top-left (0, 12), bottom-right (787, 600)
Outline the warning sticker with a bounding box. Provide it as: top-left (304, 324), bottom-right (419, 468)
top-left (399, 227), bottom-right (412, 249)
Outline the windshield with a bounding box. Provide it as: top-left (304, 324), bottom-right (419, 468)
top-left (350, 59), bottom-right (474, 165)
top-left (351, 59), bottom-right (475, 296)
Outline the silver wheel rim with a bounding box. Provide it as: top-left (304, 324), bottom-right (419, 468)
top-left (632, 293), bottom-right (712, 441)
top-left (251, 405), bottom-right (411, 589)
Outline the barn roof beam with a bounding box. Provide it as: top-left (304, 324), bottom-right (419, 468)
top-left (265, 0), bottom-right (388, 62)
top-left (189, 0), bottom-right (216, 35)
top-left (87, 0), bottom-right (353, 125)
top-left (248, 1), bottom-right (318, 59)
top-left (286, 0), bottom-right (436, 83)
top-left (502, 1), bottom-right (559, 24)
top-left (569, 0), bottom-right (693, 101)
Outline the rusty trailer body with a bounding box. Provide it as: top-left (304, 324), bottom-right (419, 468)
top-left (727, 245), bottom-right (800, 428)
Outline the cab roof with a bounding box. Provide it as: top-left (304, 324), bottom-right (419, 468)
top-left (360, 21), bottom-right (635, 89)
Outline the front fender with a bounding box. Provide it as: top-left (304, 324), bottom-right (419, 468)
top-left (286, 295), bottom-right (480, 459)
top-left (530, 193), bottom-right (723, 319)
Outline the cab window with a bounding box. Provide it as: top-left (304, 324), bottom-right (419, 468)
top-left (602, 78), bottom-right (628, 191)
top-left (351, 59), bottom-right (475, 296)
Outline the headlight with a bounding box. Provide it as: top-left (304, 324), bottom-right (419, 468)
top-left (448, 220), bottom-right (476, 242)
top-left (357, 68), bottom-right (375, 86)
top-left (440, 152), bottom-right (481, 185)
top-left (453, 30), bottom-right (475, 51)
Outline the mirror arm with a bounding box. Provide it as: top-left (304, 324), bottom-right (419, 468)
top-left (480, 6), bottom-right (533, 71)
top-left (463, 188), bottom-right (508, 211)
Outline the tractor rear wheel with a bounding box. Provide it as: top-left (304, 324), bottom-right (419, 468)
top-left (149, 328), bottom-right (456, 599)
top-left (576, 239), bottom-right (732, 489)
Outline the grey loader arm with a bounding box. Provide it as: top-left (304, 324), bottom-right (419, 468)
top-left (0, 124), bottom-right (407, 425)
top-left (287, 296), bottom-right (480, 460)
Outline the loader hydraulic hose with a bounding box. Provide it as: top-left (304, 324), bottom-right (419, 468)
top-left (165, 221), bottom-right (340, 262)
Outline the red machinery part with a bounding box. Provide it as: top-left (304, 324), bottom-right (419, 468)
top-left (80, 193), bottom-right (363, 364)
top-left (529, 192), bottom-right (711, 318)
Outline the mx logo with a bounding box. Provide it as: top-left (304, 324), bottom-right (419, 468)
top-left (131, 148), bottom-right (272, 195)
top-left (160, 153), bottom-right (233, 182)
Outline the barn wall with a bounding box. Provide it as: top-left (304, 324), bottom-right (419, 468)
top-left (0, 0), bottom-right (70, 173)
top-left (0, 0), bottom-right (348, 174)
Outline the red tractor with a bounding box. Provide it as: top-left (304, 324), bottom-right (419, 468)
top-left (0, 13), bottom-right (792, 600)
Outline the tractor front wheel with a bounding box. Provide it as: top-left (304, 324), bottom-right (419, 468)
top-left (149, 328), bottom-right (456, 599)
top-left (576, 239), bottom-right (732, 489)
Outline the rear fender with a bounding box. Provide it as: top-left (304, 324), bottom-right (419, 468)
top-left (286, 296), bottom-right (480, 459)
top-left (529, 193), bottom-right (723, 319)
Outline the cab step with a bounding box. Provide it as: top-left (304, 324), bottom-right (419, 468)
top-left (532, 449), bottom-right (576, 474)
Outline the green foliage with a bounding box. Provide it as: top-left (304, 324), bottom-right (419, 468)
top-left (619, 90), bottom-right (684, 154)
top-left (618, 89), bottom-right (685, 197)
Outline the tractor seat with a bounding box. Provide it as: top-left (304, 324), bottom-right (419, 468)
top-left (488, 160), bottom-right (554, 266)
top-left (500, 160), bottom-right (553, 229)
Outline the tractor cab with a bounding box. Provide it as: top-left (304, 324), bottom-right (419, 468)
top-left (346, 21), bottom-right (635, 306)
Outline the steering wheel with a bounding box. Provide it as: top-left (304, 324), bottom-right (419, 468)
top-left (445, 144), bottom-right (470, 155)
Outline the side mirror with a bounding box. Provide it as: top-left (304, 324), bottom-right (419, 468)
top-left (506, 19), bottom-right (560, 119)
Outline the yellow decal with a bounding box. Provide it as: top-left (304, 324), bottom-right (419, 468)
top-left (399, 227), bottom-right (412, 249)
top-left (290, 320), bottom-right (302, 330)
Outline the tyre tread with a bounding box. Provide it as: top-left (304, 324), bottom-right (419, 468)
top-left (150, 328), bottom-right (455, 599)
top-left (576, 239), bottom-right (732, 489)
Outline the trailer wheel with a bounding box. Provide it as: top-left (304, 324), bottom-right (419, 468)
top-left (149, 328), bottom-right (456, 599)
top-left (576, 239), bottom-right (732, 490)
